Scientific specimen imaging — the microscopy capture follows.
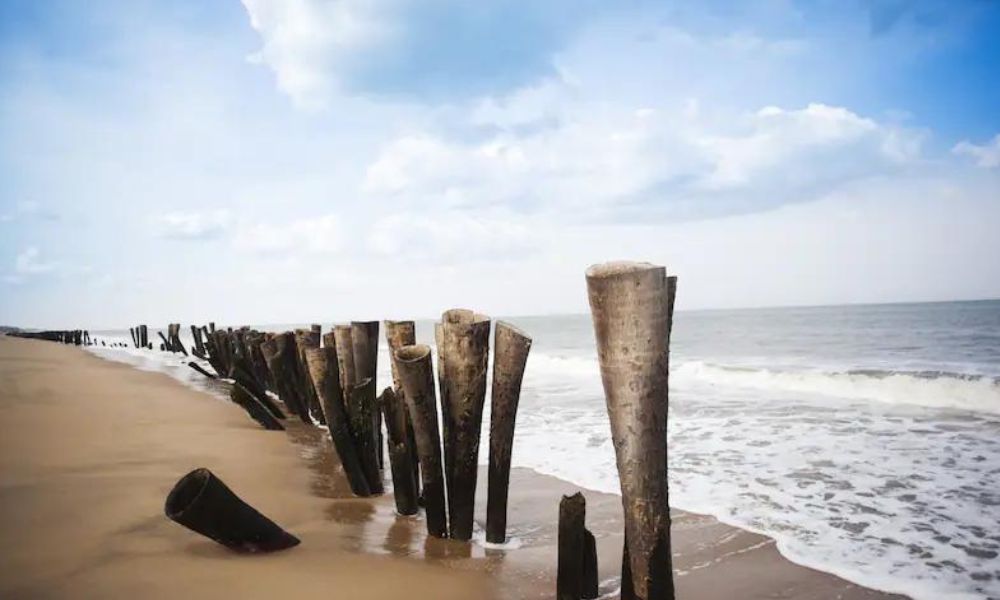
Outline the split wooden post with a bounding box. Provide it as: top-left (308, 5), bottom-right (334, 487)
top-left (304, 346), bottom-right (372, 497)
top-left (380, 386), bottom-right (419, 515)
top-left (440, 309), bottom-right (491, 541)
top-left (384, 320), bottom-right (420, 495)
top-left (394, 344), bottom-right (448, 538)
top-left (333, 325), bottom-right (356, 406)
top-left (294, 329), bottom-right (325, 424)
top-left (586, 261), bottom-right (676, 600)
top-left (486, 321), bottom-right (532, 543)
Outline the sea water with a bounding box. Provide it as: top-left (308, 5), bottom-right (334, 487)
top-left (87, 300), bottom-right (1000, 599)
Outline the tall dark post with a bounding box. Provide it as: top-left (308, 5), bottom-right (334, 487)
top-left (351, 321), bottom-right (381, 468)
top-left (486, 321), bottom-right (532, 543)
top-left (304, 346), bottom-right (372, 497)
top-left (394, 344), bottom-right (447, 538)
top-left (440, 309), bottom-right (490, 541)
top-left (558, 492), bottom-right (586, 600)
top-left (381, 387), bottom-right (418, 515)
top-left (260, 332), bottom-right (307, 421)
top-left (348, 377), bottom-right (383, 495)
top-left (586, 261), bottom-right (675, 600)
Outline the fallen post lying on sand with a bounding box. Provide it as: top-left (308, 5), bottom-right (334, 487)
top-left (381, 386), bottom-right (419, 515)
top-left (187, 361), bottom-right (217, 380)
top-left (165, 467), bottom-right (299, 553)
top-left (395, 344), bottom-right (448, 538)
top-left (586, 261), bottom-right (676, 600)
top-left (304, 346), bottom-right (372, 497)
top-left (557, 492), bottom-right (599, 600)
top-left (440, 309), bottom-right (491, 541)
top-left (230, 382), bottom-right (284, 430)
top-left (487, 320), bottom-right (532, 544)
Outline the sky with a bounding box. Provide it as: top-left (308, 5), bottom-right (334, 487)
top-left (1, 0), bottom-right (999, 329)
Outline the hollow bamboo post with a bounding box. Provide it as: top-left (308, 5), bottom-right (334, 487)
top-left (348, 377), bottom-right (383, 494)
top-left (333, 325), bottom-right (356, 406)
top-left (440, 309), bottom-right (490, 541)
top-left (304, 346), bottom-right (372, 497)
top-left (586, 261), bottom-right (675, 600)
top-left (394, 344), bottom-right (447, 538)
top-left (380, 386), bottom-right (419, 515)
top-left (558, 492), bottom-right (586, 600)
top-left (486, 321), bottom-right (532, 543)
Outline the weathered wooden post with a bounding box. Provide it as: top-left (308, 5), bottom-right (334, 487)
top-left (351, 321), bottom-right (381, 468)
top-left (333, 325), bottom-right (356, 406)
top-left (380, 387), bottom-right (419, 515)
top-left (558, 492), bottom-right (587, 600)
top-left (394, 344), bottom-right (448, 538)
top-left (348, 377), bottom-right (383, 494)
top-left (586, 261), bottom-right (676, 600)
top-left (304, 346), bottom-right (372, 497)
top-left (139, 324), bottom-right (148, 348)
top-left (440, 309), bottom-right (490, 541)
top-left (384, 320), bottom-right (420, 494)
top-left (294, 328), bottom-right (325, 424)
top-left (260, 332), bottom-right (309, 422)
top-left (191, 325), bottom-right (206, 356)
top-left (486, 321), bottom-right (532, 544)
top-left (230, 382), bottom-right (284, 430)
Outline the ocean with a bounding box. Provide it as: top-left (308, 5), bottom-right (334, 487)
top-left (87, 299), bottom-right (1000, 600)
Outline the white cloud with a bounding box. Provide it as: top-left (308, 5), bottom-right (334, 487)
top-left (233, 214), bottom-right (343, 255)
top-left (240, 0), bottom-right (397, 108)
top-left (154, 210), bottom-right (231, 240)
top-left (363, 100), bottom-right (923, 221)
top-left (14, 247), bottom-right (57, 275)
top-left (367, 210), bottom-right (537, 260)
top-left (953, 134), bottom-right (1000, 168)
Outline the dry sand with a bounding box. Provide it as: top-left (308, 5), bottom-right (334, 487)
top-left (0, 336), bottom-right (907, 599)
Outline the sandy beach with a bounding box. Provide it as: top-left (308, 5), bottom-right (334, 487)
top-left (0, 336), bottom-right (907, 599)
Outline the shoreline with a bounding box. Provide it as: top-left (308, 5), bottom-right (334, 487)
top-left (0, 336), bottom-right (908, 599)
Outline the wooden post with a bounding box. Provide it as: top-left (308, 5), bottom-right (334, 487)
top-left (558, 492), bottom-right (586, 600)
top-left (139, 324), bottom-right (148, 348)
top-left (583, 528), bottom-right (598, 599)
top-left (384, 320), bottom-right (420, 495)
top-left (486, 321), bottom-right (532, 543)
top-left (351, 321), bottom-right (381, 469)
top-left (333, 325), bottom-right (356, 406)
top-left (348, 377), bottom-right (383, 494)
top-left (381, 386), bottom-right (419, 515)
top-left (230, 382), bottom-right (284, 431)
top-left (294, 329), bottom-right (325, 424)
top-left (304, 346), bottom-right (372, 497)
top-left (394, 344), bottom-right (448, 538)
top-left (130, 327), bottom-right (138, 348)
top-left (586, 261), bottom-right (675, 600)
top-left (260, 332), bottom-right (308, 422)
top-left (188, 361), bottom-right (217, 380)
top-left (191, 325), bottom-right (205, 356)
top-left (440, 309), bottom-right (490, 541)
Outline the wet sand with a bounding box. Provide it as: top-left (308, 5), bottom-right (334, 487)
top-left (0, 336), bottom-right (906, 599)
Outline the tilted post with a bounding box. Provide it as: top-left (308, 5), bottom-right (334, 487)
top-left (394, 344), bottom-right (448, 538)
top-left (586, 261), bottom-right (676, 600)
top-left (439, 309), bottom-right (490, 541)
top-left (486, 321), bottom-right (532, 543)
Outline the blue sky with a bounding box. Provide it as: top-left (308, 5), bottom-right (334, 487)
top-left (1, 0), bottom-right (999, 328)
